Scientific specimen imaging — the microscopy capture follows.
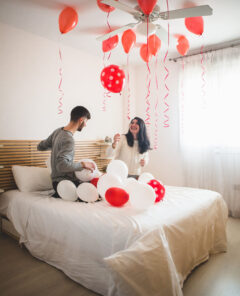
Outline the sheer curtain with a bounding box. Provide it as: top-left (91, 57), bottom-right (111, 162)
top-left (179, 46), bottom-right (240, 217)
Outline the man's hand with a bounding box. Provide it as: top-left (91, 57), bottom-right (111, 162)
top-left (140, 159), bottom-right (145, 167)
top-left (112, 133), bottom-right (120, 149)
top-left (81, 161), bottom-right (95, 173)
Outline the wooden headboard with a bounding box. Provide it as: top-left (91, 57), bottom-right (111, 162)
top-left (0, 140), bottom-right (111, 191)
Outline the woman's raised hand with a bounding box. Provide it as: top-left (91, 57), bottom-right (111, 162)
top-left (112, 133), bottom-right (120, 149)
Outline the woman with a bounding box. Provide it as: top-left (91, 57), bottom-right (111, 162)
top-left (107, 117), bottom-right (151, 178)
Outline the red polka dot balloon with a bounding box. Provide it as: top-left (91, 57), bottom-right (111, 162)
top-left (100, 64), bottom-right (125, 93)
top-left (148, 179), bottom-right (165, 203)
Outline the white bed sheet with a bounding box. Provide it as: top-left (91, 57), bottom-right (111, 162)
top-left (4, 186), bottom-right (228, 296)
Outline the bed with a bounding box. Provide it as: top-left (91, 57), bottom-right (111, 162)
top-left (0, 140), bottom-right (228, 296)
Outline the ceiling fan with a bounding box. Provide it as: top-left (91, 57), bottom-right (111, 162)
top-left (96, 0), bottom-right (213, 43)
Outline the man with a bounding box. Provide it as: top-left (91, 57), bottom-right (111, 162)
top-left (38, 106), bottom-right (95, 198)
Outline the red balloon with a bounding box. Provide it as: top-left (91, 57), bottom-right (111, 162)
top-left (140, 44), bottom-right (152, 63)
top-left (176, 35), bottom-right (189, 56)
top-left (102, 35), bottom-right (119, 53)
top-left (91, 178), bottom-right (99, 188)
top-left (185, 16), bottom-right (204, 36)
top-left (148, 179), bottom-right (165, 202)
top-left (137, 0), bottom-right (157, 15)
top-left (100, 64), bottom-right (125, 93)
top-left (97, 0), bottom-right (117, 13)
top-left (148, 34), bottom-right (161, 56)
top-left (58, 7), bottom-right (78, 34)
top-left (105, 187), bottom-right (129, 207)
top-left (121, 29), bottom-right (136, 54)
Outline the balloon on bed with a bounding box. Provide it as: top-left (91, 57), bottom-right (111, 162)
top-left (97, 159), bottom-right (166, 209)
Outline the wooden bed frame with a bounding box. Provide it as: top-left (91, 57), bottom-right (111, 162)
top-left (0, 139), bottom-right (111, 238)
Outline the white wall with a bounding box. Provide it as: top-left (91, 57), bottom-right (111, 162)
top-left (133, 60), bottom-right (184, 186)
top-left (0, 22), bottom-right (124, 141)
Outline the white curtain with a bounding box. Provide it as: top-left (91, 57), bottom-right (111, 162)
top-left (179, 46), bottom-right (240, 217)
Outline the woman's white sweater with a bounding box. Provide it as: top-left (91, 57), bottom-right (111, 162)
top-left (106, 135), bottom-right (149, 175)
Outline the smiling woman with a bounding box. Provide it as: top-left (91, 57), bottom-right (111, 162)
top-left (106, 117), bottom-right (151, 177)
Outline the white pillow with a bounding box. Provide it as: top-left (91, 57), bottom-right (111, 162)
top-left (12, 165), bottom-right (53, 192)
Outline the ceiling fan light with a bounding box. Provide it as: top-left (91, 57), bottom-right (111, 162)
top-left (136, 22), bottom-right (156, 36)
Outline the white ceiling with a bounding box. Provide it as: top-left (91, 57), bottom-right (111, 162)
top-left (0, 0), bottom-right (240, 64)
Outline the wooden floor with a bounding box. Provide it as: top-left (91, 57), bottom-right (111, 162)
top-left (0, 218), bottom-right (240, 296)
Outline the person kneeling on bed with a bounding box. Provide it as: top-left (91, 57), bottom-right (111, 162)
top-left (37, 106), bottom-right (95, 200)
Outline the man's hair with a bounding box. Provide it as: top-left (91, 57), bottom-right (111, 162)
top-left (70, 106), bottom-right (91, 122)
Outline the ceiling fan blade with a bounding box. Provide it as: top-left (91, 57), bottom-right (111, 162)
top-left (100, 0), bottom-right (142, 17)
top-left (158, 5), bottom-right (213, 20)
top-left (155, 25), bottom-right (171, 44)
top-left (96, 23), bottom-right (138, 41)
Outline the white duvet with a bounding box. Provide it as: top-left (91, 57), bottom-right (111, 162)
top-left (5, 186), bottom-right (228, 296)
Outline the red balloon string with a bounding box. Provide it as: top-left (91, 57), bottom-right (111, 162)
top-left (163, 20), bottom-right (170, 128)
top-left (58, 47), bottom-right (64, 114)
top-left (106, 12), bottom-right (112, 61)
top-left (126, 54), bottom-right (131, 121)
top-left (153, 55), bottom-right (159, 150)
top-left (145, 62), bottom-right (151, 128)
top-left (145, 16), bottom-right (151, 129)
top-left (200, 40), bottom-right (206, 108)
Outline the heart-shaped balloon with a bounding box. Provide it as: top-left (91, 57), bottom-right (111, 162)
top-left (185, 16), bottom-right (204, 36)
top-left (137, 0), bottom-right (157, 15)
top-left (121, 29), bottom-right (136, 54)
top-left (176, 35), bottom-right (189, 56)
top-left (140, 44), bottom-right (152, 63)
top-left (102, 35), bottom-right (119, 52)
top-left (148, 34), bottom-right (161, 56)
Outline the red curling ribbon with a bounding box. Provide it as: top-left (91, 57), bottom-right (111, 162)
top-left (163, 3), bottom-right (170, 128)
top-left (153, 54), bottom-right (159, 150)
top-left (102, 90), bottom-right (111, 112)
top-left (145, 17), bottom-right (151, 129)
top-left (58, 47), bottom-right (64, 114)
top-left (200, 39), bottom-right (206, 109)
top-left (126, 54), bottom-right (131, 121)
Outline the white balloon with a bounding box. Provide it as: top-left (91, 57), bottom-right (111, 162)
top-left (57, 180), bottom-right (78, 202)
top-left (97, 173), bottom-right (123, 199)
top-left (76, 183), bottom-right (99, 202)
top-left (75, 159), bottom-right (98, 182)
top-left (124, 177), bottom-right (138, 195)
top-left (138, 172), bottom-right (154, 184)
top-left (107, 160), bottom-right (128, 181)
top-left (129, 182), bottom-right (155, 211)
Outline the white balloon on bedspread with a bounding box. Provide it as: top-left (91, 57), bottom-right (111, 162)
top-left (107, 160), bottom-right (128, 181)
top-left (138, 172), bottom-right (154, 184)
top-left (124, 177), bottom-right (138, 194)
top-left (76, 183), bottom-right (99, 202)
top-left (129, 182), bottom-right (155, 211)
top-left (75, 159), bottom-right (99, 182)
top-left (97, 173), bottom-right (123, 199)
top-left (57, 180), bottom-right (78, 201)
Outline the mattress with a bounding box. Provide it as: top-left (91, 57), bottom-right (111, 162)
top-left (1, 186), bottom-right (228, 296)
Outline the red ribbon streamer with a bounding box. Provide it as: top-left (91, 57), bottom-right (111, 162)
top-left (58, 47), bottom-right (64, 114)
top-left (145, 17), bottom-right (151, 129)
top-left (126, 54), bottom-right (131, 120)
top-left (163, 10), bottom-right (170, 128)
top-left (153, 55), bottom-right (159, 150)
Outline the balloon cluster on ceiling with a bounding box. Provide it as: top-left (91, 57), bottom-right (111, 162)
top-left (57, 2), bottom-right (204, 96)
top-left (57, 159), bottom-right (165, 211)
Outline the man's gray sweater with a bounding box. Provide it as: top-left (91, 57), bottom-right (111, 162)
top-left (37, 128), bottom-right (83, 183)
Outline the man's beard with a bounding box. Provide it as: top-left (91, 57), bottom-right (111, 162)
top-left (77, 121), bottom-right (85, 132)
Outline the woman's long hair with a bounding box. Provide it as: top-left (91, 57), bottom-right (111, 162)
top-left (125, 117), bottom-right (151, 154)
